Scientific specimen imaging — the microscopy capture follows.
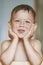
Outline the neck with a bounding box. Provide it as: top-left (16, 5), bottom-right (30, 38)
top-left (19, 38), bottom-right (23, 43)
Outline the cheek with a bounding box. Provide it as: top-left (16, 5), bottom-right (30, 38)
top-left (12, 23), bottom-right (19, 30)
top-left (11, 23), bottom-right (15, 31)
top-left (12, 24), bottom-right (15, 29)
top-left (26, 24), bottom-right (31, 30)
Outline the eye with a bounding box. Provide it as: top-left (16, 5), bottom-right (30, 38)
top-left (15, 20), bottom-right (20, 22)
top-left (25, 21), bottom-right (30, 23)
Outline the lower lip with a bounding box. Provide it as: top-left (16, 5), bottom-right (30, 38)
top-left (18, 30), bottom-right (25, 33)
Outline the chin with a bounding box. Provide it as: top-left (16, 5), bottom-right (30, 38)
top-left (18, 35), bottom-right (24, 38)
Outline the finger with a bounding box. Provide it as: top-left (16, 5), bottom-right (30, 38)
top-left (8, 22), bottom-right (18, 39)
top-left (27, 24), bottom-right (35, 37)
top-left (8, 23), bottom-right (13, 36)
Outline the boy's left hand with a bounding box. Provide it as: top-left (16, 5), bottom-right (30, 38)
top-left (23, 24), bottom-right (37, 40)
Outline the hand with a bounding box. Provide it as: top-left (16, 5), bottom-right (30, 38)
top-left (0, 61), bottom-right (2, 65)
top-left (8, 22), bottom-right (18, 40)
top-left (23, 23), bottom-right (37, 40)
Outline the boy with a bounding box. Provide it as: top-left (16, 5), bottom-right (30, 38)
top-left (1, 4), bottom-right (42, 65)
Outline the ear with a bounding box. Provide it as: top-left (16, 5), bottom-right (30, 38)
top-left (8, 21), bottom-right (12, 28)
top-left (8, 20), bottom-right (11, 24)
top-left (34, 23), bottom-right (37, 31)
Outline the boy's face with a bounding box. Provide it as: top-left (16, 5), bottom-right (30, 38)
top-left (11, 10), bottom-right (34, 38)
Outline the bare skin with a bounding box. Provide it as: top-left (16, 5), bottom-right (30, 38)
top-left (1, 10), bottom-right (42, 65)
top-left (0, 61), bottom-right (2, 65)
top-left (1, 23), bottom-right (42, 65)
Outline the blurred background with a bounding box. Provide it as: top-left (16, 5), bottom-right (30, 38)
top-left (0, 0), bottom-right (43, 55)
top-left (35, 0), bottom-right (43, 54)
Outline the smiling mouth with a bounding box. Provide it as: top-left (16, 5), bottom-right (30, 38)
top-left (18, 29), bottom-right (25, 33)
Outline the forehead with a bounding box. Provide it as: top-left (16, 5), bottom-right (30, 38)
top-left (12, 10), bottom-right (34, 21)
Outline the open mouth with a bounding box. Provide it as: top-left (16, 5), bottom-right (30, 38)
top-left (18, 29), bottom-right (25, 33)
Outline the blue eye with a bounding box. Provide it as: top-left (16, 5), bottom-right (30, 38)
top-left (15, 20), bottom-right (20, 22)
top-left (25, 21), bottom-right (30, 23)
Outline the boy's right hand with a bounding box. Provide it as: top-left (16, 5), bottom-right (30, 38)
top-left (8, 23), bottom-right (18, 40)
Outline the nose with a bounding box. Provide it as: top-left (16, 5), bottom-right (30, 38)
top-left (20, 20), bottom-right (24, 27)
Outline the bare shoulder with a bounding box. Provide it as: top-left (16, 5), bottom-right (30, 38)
top-left (31, 39), bottom-right (42, 56)
top-left (1, 40), bottom-right (11, 53)
top-left (31, 39), bottom-right (41, 47)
